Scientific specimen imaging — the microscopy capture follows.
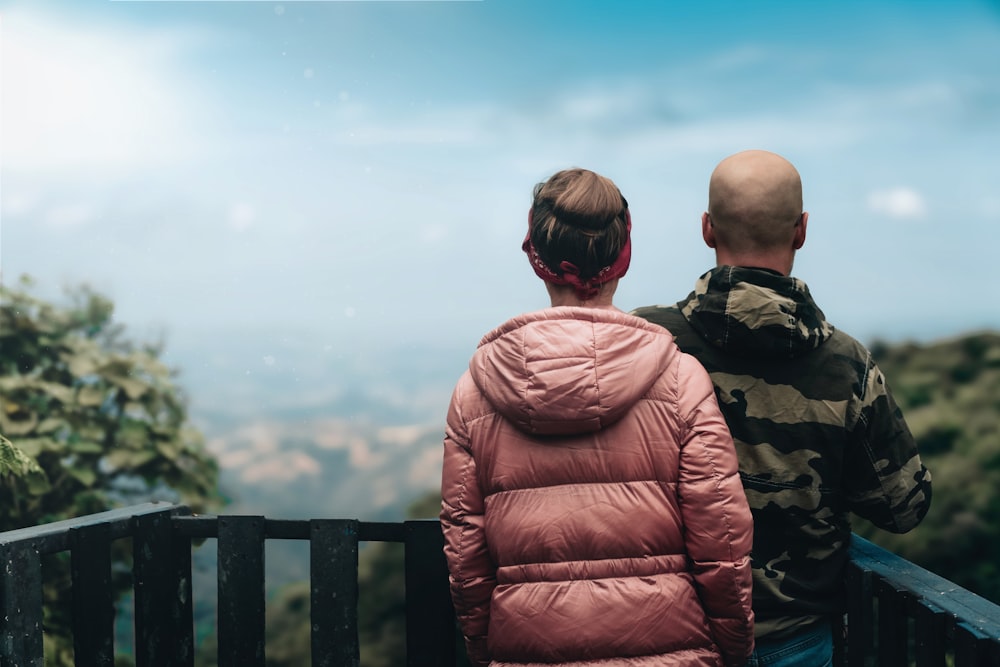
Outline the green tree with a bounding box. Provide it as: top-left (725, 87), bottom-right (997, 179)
top-left (863, 331), bottom-right (1000, 603)
top-left (0, 432), bottom-right (46, 485)
top-left (0, 276), bottom-right (220, 665)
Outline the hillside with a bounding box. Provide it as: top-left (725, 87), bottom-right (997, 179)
top-left (860, 331), bottom-right (1000, 602)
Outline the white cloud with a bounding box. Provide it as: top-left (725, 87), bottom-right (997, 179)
top-left (419, 222), bottom-right (448, 243)
top-left (0, 189), bottom-right (39, 217)
top-left (42, 201), bottom-right (97, 228)
top-left (867, 187), bottom-right (928, 220)
top-left (980, 196), bottom-right (1000, 219)
top-left (228, 202), bottom-right (257, 231)
top-left (1, 8), bottom-right (213, 172)
top-left (704, 45), bottom-right (772, 73)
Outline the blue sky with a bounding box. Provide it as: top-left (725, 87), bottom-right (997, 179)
top-left (3, 0), bottom-right (999, 366)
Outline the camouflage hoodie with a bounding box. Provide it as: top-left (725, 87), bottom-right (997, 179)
top-left (632, 265), bottom-right (932, 639)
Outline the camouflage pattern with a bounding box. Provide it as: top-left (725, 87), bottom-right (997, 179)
top-left (632, 266), bottom-right (932, 639)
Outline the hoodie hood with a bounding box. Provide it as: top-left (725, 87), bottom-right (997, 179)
top-left (469, 307), bottom-right (675, 436)
top-left (680, 266), bottom-right (835, 358)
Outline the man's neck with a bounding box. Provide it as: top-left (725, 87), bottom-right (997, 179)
top-left (714, 251), bottom-right (792, 276)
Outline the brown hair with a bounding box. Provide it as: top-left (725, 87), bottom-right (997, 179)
top-left (529, 168), bottom-right (629, 281)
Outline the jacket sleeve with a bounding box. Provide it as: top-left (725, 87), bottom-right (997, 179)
top-left (440, 373), bottom-right (495, 667)
top-left (845, 356), bottom-right (932, 533)
top-left (675, 355), bottom-right (755, 667)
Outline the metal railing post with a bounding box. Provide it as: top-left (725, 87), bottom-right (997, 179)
top-left (216, 515), bottom-right (266, 667)
top-left (70, 522), bottom-right (114, 667)
top-left (310, 519), bottom-right (360, 667)
top-left (0, 542), bottom-right (44, 667)
top-left (404, 520), bottom-right (456, 667)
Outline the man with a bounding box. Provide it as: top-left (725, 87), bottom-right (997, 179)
top-left (632, 150), bottom-right (932, 667)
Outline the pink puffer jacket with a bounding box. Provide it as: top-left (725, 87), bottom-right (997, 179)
top-left (441, 307), bottom-right (754, 667)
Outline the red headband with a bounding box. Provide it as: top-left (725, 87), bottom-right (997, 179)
top-left (521, 208), bottom-right (632, 300)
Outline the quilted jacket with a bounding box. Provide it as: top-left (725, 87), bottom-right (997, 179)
top-left (440, 307), bottom-right (755, 667)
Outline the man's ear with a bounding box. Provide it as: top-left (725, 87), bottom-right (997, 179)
top-left (793, 212), bottom-right (808, 250)
top-left (702, 212), bottom-right (717, 248)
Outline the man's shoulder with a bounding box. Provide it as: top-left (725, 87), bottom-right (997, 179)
top-left (820, 326), bottom-right (874, 363)
top-left (630, 303), bottom-right (687, 329)
top-left (631, 303), bottom-right (712, 360)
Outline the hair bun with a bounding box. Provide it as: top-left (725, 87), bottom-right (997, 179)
top-left (528, 168), bottom-right (631, 284)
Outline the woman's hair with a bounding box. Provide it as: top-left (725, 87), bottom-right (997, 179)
top-left (529, 168), bottom-right (629, 281)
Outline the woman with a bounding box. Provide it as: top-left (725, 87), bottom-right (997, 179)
top-left (440, 168), bottom-right (754, 667)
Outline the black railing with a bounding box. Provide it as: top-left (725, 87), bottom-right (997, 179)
top-left (1, 502), bottom-right (999, 666)
top-left (844, 535), bottom-right (1000, 666)
top-left (0, 503), bottom-right (453, 667)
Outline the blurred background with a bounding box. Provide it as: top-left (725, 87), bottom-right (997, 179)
top-left (2, 1), bottom-right (999, 664)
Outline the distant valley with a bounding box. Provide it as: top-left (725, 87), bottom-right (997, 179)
top-left (166, 332), bottom-right (468, 591)
top-left (206, 415), bottom-right (445, 522)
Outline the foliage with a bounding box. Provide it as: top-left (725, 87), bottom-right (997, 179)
top-left (0, 432), bottom-right (46, 484)
top-left (862, 331), bottom-right (1000, 603)
top-left (0, 275), bottom-right (220, 665)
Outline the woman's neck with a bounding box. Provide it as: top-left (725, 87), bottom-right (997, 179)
top-left (546, 280), bottom-right (619, 309)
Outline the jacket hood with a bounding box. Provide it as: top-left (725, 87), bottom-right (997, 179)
top-left (680, 265), bottom-right (835, 358)
top-left (469, 307), bottom-right (675, 436)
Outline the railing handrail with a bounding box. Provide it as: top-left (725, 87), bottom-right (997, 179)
top-left (170, 514), bottom-right (434, 542)
top-left (845, 534), bottom-right (1000, 666)
top-left (0, 501), bottom-right (180, 550)
top-left (3, 503), bottom-right (1000, 666)
top-left (849, 534), bottom-right (1000, 639)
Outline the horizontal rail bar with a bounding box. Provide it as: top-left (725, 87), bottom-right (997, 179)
top-left (849, 535), bottom-right (1000, 641)
top-left (0, 502), bottom-right (179, 552)
top-left (171, 515), bottom-right (412, 542)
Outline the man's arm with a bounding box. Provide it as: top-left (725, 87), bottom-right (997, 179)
top-left (845, 357), bottom-right (932, 533)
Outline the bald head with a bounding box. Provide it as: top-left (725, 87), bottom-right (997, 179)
top-left (703, 150), bottom-right (807, 274)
